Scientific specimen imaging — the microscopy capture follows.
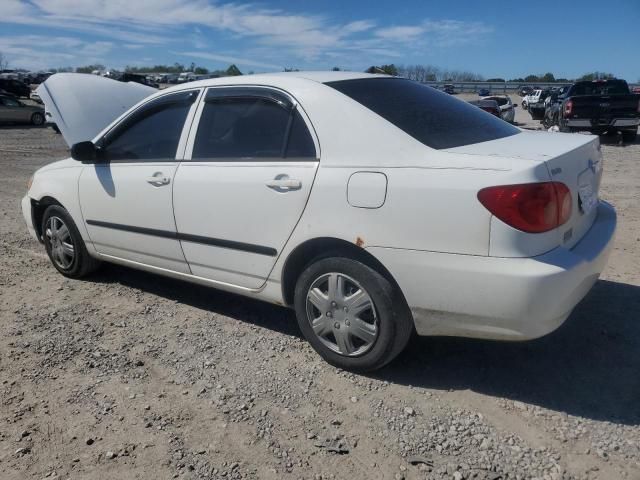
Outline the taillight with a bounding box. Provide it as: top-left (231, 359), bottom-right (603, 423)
top-left (478, 182), bottom-right (572, 233)
top-left (564, 100), bottom-right (573, 116)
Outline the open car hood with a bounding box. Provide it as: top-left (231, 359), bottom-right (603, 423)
top-left (37, 73), bottom-right (157, 147)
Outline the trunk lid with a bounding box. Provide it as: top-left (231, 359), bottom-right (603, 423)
top-left (446, 130), bottom-right (603, 250)
top-left (37, 73), bottom-right (156, 147)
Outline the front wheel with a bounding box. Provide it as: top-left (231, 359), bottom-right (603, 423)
top-left (42, 205), bottom-right (101, 278)
top-left (31, 112), bottom-right (44, 126)
top-left (294, 257), bottom-right (413, 372)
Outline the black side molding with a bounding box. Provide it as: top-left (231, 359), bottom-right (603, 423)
top-left (86, 220), bottom-right (277, 257)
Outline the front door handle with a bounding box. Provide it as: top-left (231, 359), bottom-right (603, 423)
top-left (266, 175), bottom-right (302, 192)
top-left (147, 172), bottom-right (170, 186)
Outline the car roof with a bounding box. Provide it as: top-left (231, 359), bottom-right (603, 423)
top-left (159, 71), bottom-right (390, 94)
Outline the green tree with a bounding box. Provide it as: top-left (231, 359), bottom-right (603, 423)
top-left (542, 72), bottom-right (556, 82)
top-left (225, 64), bottom-right (243, 76)
top-left (366, 64), bottom-right (398, 76)
top-left (578, 71), bottom-right (615, 81)
top-left (0, 51), bottom-right (9, 71)
top-left (194, 66), bottom-right (209, 75)
top-left (75, 64), bottom-right (105, 74)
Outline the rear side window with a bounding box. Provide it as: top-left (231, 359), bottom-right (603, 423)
top-left (325, 78), bottom-right (519, 149)
top-left (192, 96), bottom-right (316, 160)
top-left (102, 91), bottom-right (196, 161)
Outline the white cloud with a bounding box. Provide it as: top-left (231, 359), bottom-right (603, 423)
top-left (177, 51), bottom-right (282, 70)
top-left (0, 1), bottom-right (493, 69)
top-left (0, 35), bottom-right (113, 70)
top-left (375, 26), bottom-right (426, 41)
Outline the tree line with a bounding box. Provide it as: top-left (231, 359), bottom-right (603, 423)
top-left (367, 63), bottom-right (619, 83)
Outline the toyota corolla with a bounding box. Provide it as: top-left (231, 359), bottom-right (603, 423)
top-left (23, 72), bottom-right (616, 371)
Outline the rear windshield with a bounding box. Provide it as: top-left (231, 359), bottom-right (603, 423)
top-left (325, 78), bottom-right (519, 149)
top-left (570, 81), bottom-right (629, 96)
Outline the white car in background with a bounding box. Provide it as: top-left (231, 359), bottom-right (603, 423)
top-left (522, 89), bottom-right (543, 110)
top-left (480, 94), bottom-right (516, 123)
top-left (24, 72), bottom-right (616, 371)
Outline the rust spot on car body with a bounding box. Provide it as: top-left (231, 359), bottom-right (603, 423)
top-left (355, 237), bottom-right (365, 248)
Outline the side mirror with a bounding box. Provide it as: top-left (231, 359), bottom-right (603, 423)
top-left (71, 141), bottom-right (98, 162)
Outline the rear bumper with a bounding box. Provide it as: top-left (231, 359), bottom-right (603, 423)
top-left (368, 201), bottom-right (616, 341)
top-left (566, 118), bottom-right (639, 128)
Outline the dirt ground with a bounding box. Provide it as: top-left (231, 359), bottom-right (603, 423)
top-left (1, 105), bottom-right (639, 480)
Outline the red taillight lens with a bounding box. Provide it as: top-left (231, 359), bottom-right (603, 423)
top-left (478, 182), bottom-right (572, 233)
top-left (564, 99), bottom-right (573, 116)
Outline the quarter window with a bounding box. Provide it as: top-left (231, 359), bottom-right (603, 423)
top-left (101, 91), bottom-right (196, 161)
top-left (192, 95), bottom-right (316, 160)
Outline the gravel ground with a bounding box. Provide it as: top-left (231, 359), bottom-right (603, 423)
top-left (1, 114), bottom-right (639, 480)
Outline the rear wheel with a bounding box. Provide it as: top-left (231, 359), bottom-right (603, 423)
top-left (294, 256), bottom-right (413, 372)
top-left (31, 112), bottom-right (44, 126)
top-left (42, 205), bottom-right (101, 278)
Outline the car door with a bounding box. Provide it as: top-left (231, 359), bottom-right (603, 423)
top-left (0, 97), bottom-right (24, 121)
top-left (79, 90), bottom-right (200, 273)
top-left (173, 86), bottom-right (319, 289)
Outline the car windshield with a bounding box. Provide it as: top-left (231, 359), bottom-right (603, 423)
top-left (325, 78), bottom-right (519, 150)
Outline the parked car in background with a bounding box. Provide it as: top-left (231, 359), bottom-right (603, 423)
top-left (178, 72), bottom-right (196, 83)
top-left (118, 73), bottom-right (159, 89)
top-left (28, 72), bottom-right (616, 371)
top-left (528, 90), bottom-right (551, 120)
top-left (0, 78), bottom-right (31, 98)
top-left (468, 99), bottom-right (501, 117)
top-left (481, 95), bottom-right (516, 123)
top-left (521, 89), bottom-right (541, 110)
top-left (478, 88), bottom-right (491, 97)
top-left (0, 95), bottom-right (45, 125)
top-left (443, 84), bottom-right (455, 94)
top-left (554, 79), bottom-right (639, 142)
top-left (0, 88), bottom-right (18, 98)
top-left (632, 86), bottom-right (640, 94)
top-left (519, 86), bottom-right (534, 96)
top-left (30, 90), bottom-right (43, 104)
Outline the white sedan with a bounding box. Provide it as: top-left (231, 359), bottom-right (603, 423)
top-left (23, 72), bottom-right (616, 371)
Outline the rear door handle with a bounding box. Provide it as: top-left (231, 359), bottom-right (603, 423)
top-left (266, 175), bottom-right (302, 192)
top-left (147, 172), bottom-right (171, 186)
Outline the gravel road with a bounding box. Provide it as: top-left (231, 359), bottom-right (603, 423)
top-left (1, 115), bottom-right (639, 480)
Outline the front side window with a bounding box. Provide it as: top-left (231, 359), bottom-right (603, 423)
top-left (192, 94), bottom-right (316, 160)
top-left (101, 91), bottom-right (196, 161)
top-left (326, 78), bottom-right (519, 150)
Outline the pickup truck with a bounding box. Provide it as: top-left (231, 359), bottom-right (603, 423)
top-left (556, 79), bottom-right (639, 141)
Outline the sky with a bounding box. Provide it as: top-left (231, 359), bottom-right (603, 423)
top-left (1, 0), bottom-right (639, 81)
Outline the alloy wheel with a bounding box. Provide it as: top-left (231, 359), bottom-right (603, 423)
top-left (305, 272), bottom-right (379, 357)
top-left (45, 216), bottom-right (75, 269)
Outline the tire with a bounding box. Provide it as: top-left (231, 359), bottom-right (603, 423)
top-left (293, 256), bottom-right (413, 372)
top-left (31, 112), bottom-right (44, 126)
top-left (522, 101), bottom-right (528, 110)
top-left (42, 205), bottom-right (101, 278)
